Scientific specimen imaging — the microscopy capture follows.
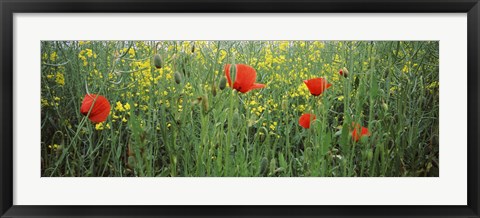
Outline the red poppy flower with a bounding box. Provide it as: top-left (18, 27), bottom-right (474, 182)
top-left (299, 113), bottom-right (316, 129)
top-left (80, 94), bottom-right (111, 123)
top-left (351, 122), bottom-right (370, 142)
top-left (303, 78), bottom-right (332, 96)
top-left (224, 64), bottom-right (266, 93)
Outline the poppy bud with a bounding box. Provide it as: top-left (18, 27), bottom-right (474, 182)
top-left (153, 54), bottom-right (162, 69)
top-left (232, 109), bottom-right (240, 127)
top-left (127, 156), bottom-right (136, 169)
top-left (366, 149), bottom-right (373, 160)
top-left (274, 167), bottom-right (285, 175)
top-left (219, 77), bottom-right (227, 90)
top-left (269, 159), bottom-right (277, 175)
top-left (212, 85), bottom-right (217, 97)
top-left (339, 67), bottom-right (349, 78)
top-left (192, 96), bottom-right (202, 105)
top-left (127, 143), bottom-right (134, 157)
top-left (174, 71), bottom-right (182, 84)
top-left (382, 102), bottom-right (389, 111)
top-left (259, 157), bottom-right (268, 176)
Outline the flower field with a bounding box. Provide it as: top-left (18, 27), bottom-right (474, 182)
top-left (41, 41), bottom-right (439, 177)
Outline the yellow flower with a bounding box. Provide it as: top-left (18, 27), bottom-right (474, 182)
top-left (95, 122), bottom-right (104, 130)
top-left (85, 49), bottom-right (93, 58)
top-left (48, 144), bottom-right (60, 150)
top-left (122, 117), bottom-right (128, 123)
top-left (41, 99), bottom-right (49, 107)
top-left (279, 41), bottom-right (289, 51)
top-left (95, 122), bottom-right (110, 130)
top-left (50, 52), bottom-right (57, 62)
top-left (55, 73), bottom-right (65, 86)
top-left (269, 122), bottom-right (278, 131)
top-left (115, 101), bottom-right (125, 112)
top-left (124, 103), bottom-right (131, 110)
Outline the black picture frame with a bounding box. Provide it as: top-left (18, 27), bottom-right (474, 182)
top-left (1, 0), bottom-right (479, 217)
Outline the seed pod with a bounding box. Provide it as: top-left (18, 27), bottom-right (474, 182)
top-left (174, 71), bottom-right (182, 84)
top-left (219, 77), bottom-right (227, 90)
top-left (153, 54), bottom-right (162, 69)
top-left (201, 95), bottom-right (209, 112)
top-left (259, 157), bottom-right (268, 176)
top-left (191, 44), bottom-right (195, 53)
top-left (281, 99), bottom-right (288, 110)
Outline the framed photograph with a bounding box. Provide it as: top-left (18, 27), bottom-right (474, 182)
top-left (1, 0), bottom-right (479, 217)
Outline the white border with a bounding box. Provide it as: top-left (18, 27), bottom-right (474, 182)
top-left (14, 13), bottom-right (467, 205)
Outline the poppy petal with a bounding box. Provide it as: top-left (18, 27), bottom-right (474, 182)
top-left (299, 113), bottom-right (316, 129)
top-left (304, 78), bottom-right (331, 96)
top-left (80, 94), bottom-right (111, 123)
top-left (233, 64), bottom-right (257, 92)
top-left (350, 123), bottom-right (370, 142)
top-left (250, 83), bottom-right (266, 90)
top-left (361, 127), bottom-right (370, 136)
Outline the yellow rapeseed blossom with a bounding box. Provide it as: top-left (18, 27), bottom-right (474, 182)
top-left (95, 122), bottom-right (110, 131)
top-left (55, 73), bottom-right (65, 86)
top-left (85, 49), bottom-right (93, 58)
top-left (124, 103), bottom-right (131, 110)
top-left (41, 99), bottom-right (49, 107)
top-left (426, 81), bottom-right (439, 93)
top-left (50, 52), bottom-right (58, 62)
top-left (48, 144), bottom-right (60, 150)
top-left (279, 41), bottom-right (289, 51)
top-left (115, 101), bottom-right (125, 112)
top-left (269, 121), bottom-right (278, 131)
